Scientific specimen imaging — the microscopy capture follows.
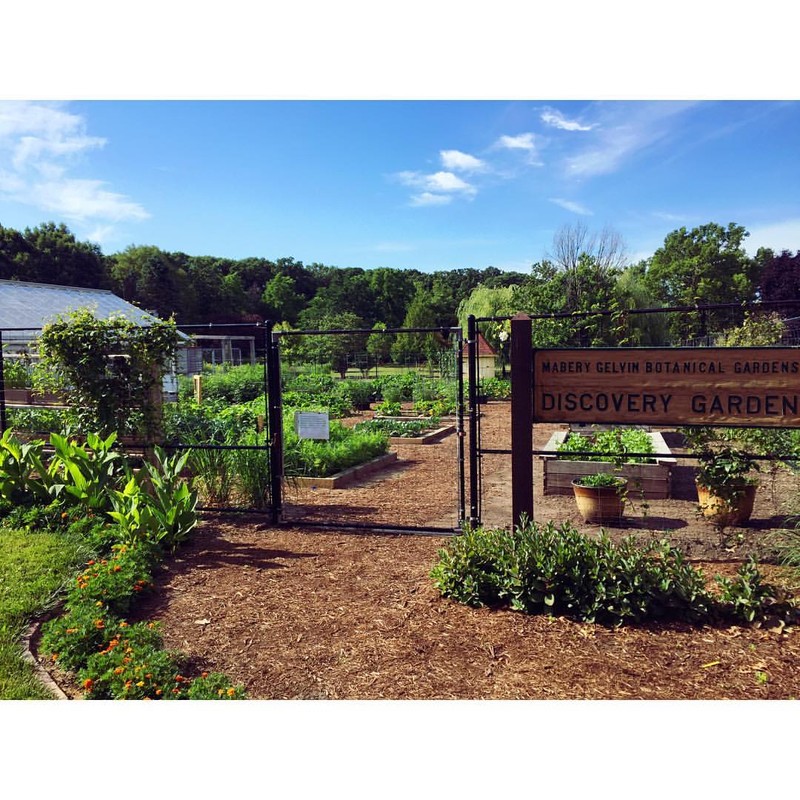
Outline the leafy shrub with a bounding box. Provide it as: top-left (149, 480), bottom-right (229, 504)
top-left (557, 428), bottom-right (656, 464)
top-left (481, 377), bottom-right (511, 400)
top-left (192, 363), bottom-right (265, 404)
top-left (374, 400), bottom-right (402, 417)
top-left (573, 472), bottom-right (625, 488)
top-left (431, 521), bottom-right (716, 625)
top-left (432, 521), bottom-right (792, 626)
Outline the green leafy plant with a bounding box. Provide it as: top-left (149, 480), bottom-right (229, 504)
top-left (374, 400), bottom-right (402, 417)
top-left (694, 445), bottom-right (759, 505)
top-left (2, 355), bottom-right (30, 389)
top-left (354, 418), bottom-right (441, 437)
top-left (0, 430), bottom-right (52, 504)
top-left (572, 472), bottom-right (625, 489)
top-left (47, 431), bottom-right (125, 511)
top-left (557, 428), bottom-right (655, 464)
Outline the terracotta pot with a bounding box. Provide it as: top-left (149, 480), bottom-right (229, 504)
top-left (571, 479), bottom-right (626, 523)
top-left (696, 481), bottom-right (756, 526)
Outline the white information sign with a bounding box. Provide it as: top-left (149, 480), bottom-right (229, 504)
top-left (294, 411), bottom-right (330, 440)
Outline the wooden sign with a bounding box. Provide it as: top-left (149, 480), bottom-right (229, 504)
top-left (533, 348), bottom-right (800, 426)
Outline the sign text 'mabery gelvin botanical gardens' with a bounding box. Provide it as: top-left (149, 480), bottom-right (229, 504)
top-left (533, 348), bottom-right (800, 426)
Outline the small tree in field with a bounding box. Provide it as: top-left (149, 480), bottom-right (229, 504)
top-left (38, 308), bottom-right (179, 441)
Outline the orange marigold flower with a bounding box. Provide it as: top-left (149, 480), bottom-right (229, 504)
top-left (114, 667), bottom-right (124, 675)
top-left (65, 628), bottom-right (77, 634)
top-left (227, 688), bottom-right (236, 697)
top-left (201, 672), bottom-right (209, 679)
top-left (61, 512), bottom-right (68, 519)
top-left (94, 619), bottom-right (105, 629)
top-left (95, 601), bottom-right (103, 607)
top-left (51, 654), bottom-right (58, 661)
top-left (112, 565), bottom-right (121, 572)
top-left (172, 688), bottom-right (180, 695)
top-left (87, 560), bottom-right (95, 566)
top-left (83, 678), bottom-right (94, 690)
top-left (156, 689), bottom-right (163, 696)
top-left (119, 621), bottom-right (129, 628)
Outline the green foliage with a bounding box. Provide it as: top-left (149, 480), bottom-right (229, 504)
top-left (431, 521), bottom-right (713, 625)
top-left (374, 400), bottom-right (402, 417)
top-left (0, 430), bottom-right (52, 504)
top-left (37, 308), bottom-right (179, 438)
top-left (283, 416), bottom-right (388, 478)
top-left (193, 363), bottom-right (265, 404)
top-left (186, 672), bottom-right (248, 700)
top-left (481, 377), bottom-right (511, 400)
top-left (108, 448), bottom-right (198, 551)
top-left (714, 559), bottom-right (783, 624)
top-left (227, 432), bottom-right (271, 509)
top-left (354, 418), bottom-right (441, 437)
top-left (684, 428), bottom-right (760, 504)
top-left (47, 431), bottom-right (125, 511)
top-left (78, 620), bottom-right (182, 700)
top-left (2, 356), bottom-right (30, 389)
top-left (573, 472), bottom-right (626, 489)
top-left (5, 405), bottom-right (73, 435)
top-left (556, 428), bottom-right (655, 464)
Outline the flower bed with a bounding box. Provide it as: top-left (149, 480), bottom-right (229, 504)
top-left (541, 428), bottom-right (675, 498)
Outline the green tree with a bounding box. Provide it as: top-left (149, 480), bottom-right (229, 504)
top-left (0, 222), bottom-right (108, 288)
top-left (294, 312), bottom-right (367, 378)
top-left (645, 222), bottom-right (757, 339)
top-left (110, 245), bottom-right (189, 319)
top-left (262, 273), bottom-right (304, 324)
top-left (457, 285), bottom-right (517, 372)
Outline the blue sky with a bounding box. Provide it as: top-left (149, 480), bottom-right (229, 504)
top-left (1, 99), bottom-right (799, 272)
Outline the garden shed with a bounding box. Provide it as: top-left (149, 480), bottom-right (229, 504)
top-left (461, 331), bottom-right (498, 380)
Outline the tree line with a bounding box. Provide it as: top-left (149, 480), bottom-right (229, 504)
top-left (2, 219), bottom-right (798, 358)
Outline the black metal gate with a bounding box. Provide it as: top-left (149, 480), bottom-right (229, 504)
top-left (265, 322), bottom-right (469, 535)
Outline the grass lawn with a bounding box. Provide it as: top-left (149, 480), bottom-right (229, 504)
top-left (0, 526), bottom-right (90, 700)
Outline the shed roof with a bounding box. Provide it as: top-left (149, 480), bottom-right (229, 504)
top-left (460, 331), bottom-right (498, 358)
top-left (0, 280), bottom-right (172, 344)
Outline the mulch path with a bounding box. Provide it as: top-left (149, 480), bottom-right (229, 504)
top-left (36, 402), bottom-right (800, 699)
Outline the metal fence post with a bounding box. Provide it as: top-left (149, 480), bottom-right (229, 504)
top-left (467, 315), bottom-right (480, 528)
top-left (265, 321), bottom-right (283, 524)
top-left (0, 330), bottom-right (6, 434)
top-left (510, 312), bottom-right (533, 528)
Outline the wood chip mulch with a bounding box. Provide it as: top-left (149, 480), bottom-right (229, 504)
top-left (36, 402), bottom-right (800, 700)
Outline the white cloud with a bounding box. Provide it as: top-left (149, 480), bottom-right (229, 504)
top-left (562, 101), bottom-right (696, 178)
top-left (0, 101), bottom-right (149, 228)
top-left (496, 132), bottom-right (536, 151)
top-left (541, 107), bottom-right (595, 132)
top-left (549, 198), bottom-right (593, 215)
top-left (744, 218), bottom-right (800, 255)
top-left (396, 169), bottom-right (477, 206)
top-left (410, 192), bottom-right (452, 207)
top-left (28, 178), bottom-right (149, 222)
top-left (440, 149), bottom-right (486, 172)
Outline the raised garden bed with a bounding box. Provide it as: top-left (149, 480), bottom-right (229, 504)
top-left (388, 425), bottom-right (455, 445)
top-left (288, 452), bottom-right (398, 488)
top-left (541, 430), bottom-right (676, 498)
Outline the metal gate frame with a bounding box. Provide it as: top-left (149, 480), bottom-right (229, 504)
top-left (265, 322), bottom-right (468, 535)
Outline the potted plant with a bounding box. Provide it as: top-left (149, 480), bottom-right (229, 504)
top-left (694, 445), bottom-right (759, 527)
top-left (571, 472), bottom-right (627, 523)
